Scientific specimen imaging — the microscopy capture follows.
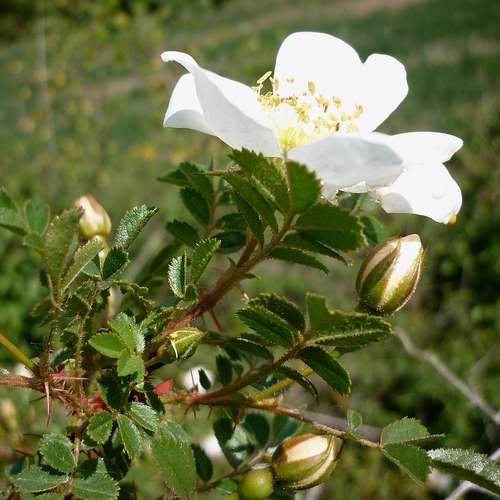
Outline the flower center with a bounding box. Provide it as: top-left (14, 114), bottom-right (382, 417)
top-left (254, 71), bottom-right (364, 151)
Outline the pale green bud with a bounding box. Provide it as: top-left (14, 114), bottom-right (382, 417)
top-left (74, 194), bottom-right (112, 239)
top-left (272, 433), bottom-right (343, 490)
top-left (157, 327), bottom-right (206, 364)
top-left (356, 234), bottom-right (425, 315)
top-left (238, 466), bottom-right (273, 499)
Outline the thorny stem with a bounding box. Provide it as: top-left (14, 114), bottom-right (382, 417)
top-left (251, 367), bottom-right (314, 402)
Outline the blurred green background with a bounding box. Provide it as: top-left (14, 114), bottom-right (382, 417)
top-left (0, 0), bottom-right (499, 498)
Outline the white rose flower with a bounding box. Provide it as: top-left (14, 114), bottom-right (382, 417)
top-left (162, 32), bottom-right (462, 223)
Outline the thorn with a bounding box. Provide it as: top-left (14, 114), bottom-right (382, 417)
top-left (44, 381), bottom-right (52, 426)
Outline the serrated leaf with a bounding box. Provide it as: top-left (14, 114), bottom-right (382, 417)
top-left (230, 338), bottom-right (273, 361)
top-left (97, 370), bottom-right (129, 411)
top-left (128, 402), bottom-right (159, 432)
top-left (89, 332), bottom-right (126, 358)
top-left (39, 433), bottom-right (76, 474)
top-left (284, 232), bottom-right (347, 263)
top-left (192, 444), bottom-right (213, 482)
top-left (114, 205), bottom-right (158, 250)
top-left (116, 414), bottom-right (142, 459)
top-left (180, 187), bottom-right (210, 225)
top-left (0, 188), bottom-right (16, 210)
top-left (233, 191), bottom-right (264, 246)
top-left (270, 246), bottom-right (328, 273)
top-left (216, 355), bottom-right (233, 386)
top-left (117, 350), bottom-right (144, 378)
top-left (168, 253), bottom-right (186, 297)
top-left (243, 413), bottom-right (270, 447)
top-left (224, 173), bottom-right (278, 232)
top-left (0, 205), bottom-right (26, 235)
top-left (237, 304), bottom-right (297, 347)
top-left (10, 465), bottom-right (67, 493)
top-left (250, 293), bottom-right (305, 332)
top-left (25, 200), bottom-right (50, 234)
top-left (35, 493), bottom-right (63, 500)
top-left (166, 220), bottom-right (199, 247)
top-left (44, 209), bottom-right (80, 293)
top-left (361, 215), bottom-right (386, 245)
top-left (152, 421), bottom-right (197, 499)
top-left (383, 444), bottom-right (430, 483)
top-left (72, 459), bottom-right (119, 500)
top-left (299, 346), bottom-right (351, 395)
top-left (230, 149), bottom-right (289, 212)
top-left (278, 365), bottom-right (319, 402)
top-left (87, 412), bottom-right (114, 444)
top-left (109, 313), bottom-right (144, 353)
top-left (61, 239), bottom-right (103, 292)
top-left (215, 230), bottom-right (246, 253)
top-left (306, 293), bottom-right (331, 331)
top-left (216, 213), bottom-right (246, 232)
top-left (296, 201), bottom-right (366, 252)
top-left (102, 247), bottom-right (128, 280)
top-left (191, 238), bottom-right (220, 283)
top-left (271, 414), bottom-right (301, 444)
top-left (347, 409), bottom-right (363, 433)
top-left (214, 418), bottom-right (252, 468)
top-left (287, 161), bottom-right (321, 213)
top-left (381, 418), bottom-right (431, 446)
top-left (428, 448), bottom-right (500, 495)
top-left (178, 162), bottom-right (214, 203)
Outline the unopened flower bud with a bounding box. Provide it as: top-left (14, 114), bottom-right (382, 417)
top-left (356, 234), bottom-right (425, 315)
top-left (238, 466), bottom-right (273, 499)
top-left (272, 433), bottom-right (343, 490)
top-left (157, 327), bottom-right (206, 364)
top-left (74, 194), bottom-right (112, 239)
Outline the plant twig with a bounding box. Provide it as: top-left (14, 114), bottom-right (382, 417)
top-left (0, 333), bottom-right (34, 371)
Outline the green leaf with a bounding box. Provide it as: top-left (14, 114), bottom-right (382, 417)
top-left (284, 232), bottom-right (347, 263)
top-left (39, 433), bottom-right (76, 474)
top-left (216, 355), bottom-right (233, 385)
top-left (72, 459), bottom-right (119, 500)
top-left (87, 412), bottom-right (114, 444)
top-left (287, 161), bottom-right (321, 213)
top-left (306, 293), bottom-right (331, 332)
top-left (109, 313), bottom-right (144, 353)
top-left (10, 465), bottom-right (67, 493)
top-left (35, 493), bottom-right (63, 500)
top-left (166, 220), bottom-right (199, 247)
top-left (243, 413), bottom-right (270, 447)
top-left (152, 421), bottom-right (197, 499)
top-left (270, 246), bottom-right (328, 274)
top-left (44, 209), bottom-right (80, 292)
top-left (230, 149), bottom-right (289, 212)
top-left (347, 409), bottom-right (363, 433)
top-left (0, 188), bottom-right (16, 210)
top-left (271, 414), bottom-right (300, 444)
top-left (428, 448), bottom-right (500, 495)
top-left (229, 338), bottom-right (273, 361)
top-left (214, 418), bottom-right (252, 468)
top-left (361, 215), bottom-right (386, 245)
top-left (128, 402), bottom-right (159, 432)
top-left (224, 173), bottom-right (278, 232)
top-left (296, 201), bottom-right (366, 252)
top-left (250, 293), bottom-right (305, 332)
top-left (102, 247), bottom-right (129, 280)
top-left (381, 418), bottom-right (432, 446)
top-left (216, 213), bottom-right (246, 232)
top-left (89, 332), bottom-right (126, 358)
top-left (168, 253), bottom-right (186, 298)
top-left (278, 365), bottom-right (318, 402)
top-left (0, 191), bottom-right (26, 235)
top-left (114, 205), bottom-right (158, 250)
top-left (25, 201), bottom-right (50, 234)
top-left (191, 238), bottom-right (220, 283)
top-left (216, 479), bottom-right (238, 495)
top-left (178, 162), bottom-right (214, 204)
top-left (180, 187), bottom-right (210, 226)
top-left (116, 414), bottom-right (143, 459)
top-left (97, 370), bottom-right (129, 411)
top-left (299, 346), bottom-right (351, 395)
top-left (383, 444), bottom-right (430, 483)
top-left (237, 304), bottom-right (297, 347)
top-left (117, 350), bottom-right (144, 378)
top-left (61, 239), bottom-right (103, 292)
top-left (192, 444), bottom-right (213, 482)
top-left (233, 191), bottom-right (264, 246)
top-left (215, 230), bottom-right (246, 253)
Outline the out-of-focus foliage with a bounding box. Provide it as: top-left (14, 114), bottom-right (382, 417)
top-left (0, 0), bottom-right (499, 498)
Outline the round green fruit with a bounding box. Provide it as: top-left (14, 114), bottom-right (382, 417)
top-left (238, 467), bottom-right (274, 499)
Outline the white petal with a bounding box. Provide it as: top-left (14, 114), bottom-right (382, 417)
top-left (375, 162), bottom-right (462, 223)
top-left (164, 74), bottom-right (213, 135)
top-left (273, 32), bottom-right (362, 97)
top-left (388, 132), bottom-right (463, 162)
top-left (162, 51), bottom-right (280, 156)
top-left (355, 54), bottom-right (408, 132)
top-left (288, 134), bottom-right (403, 192)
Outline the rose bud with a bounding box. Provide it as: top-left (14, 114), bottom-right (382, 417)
top-left (238, 466), bottom-right (273, 500)
top-left (157, 327), bottom-right (207, 364)
top-left (356, 234), bottom-right (425, 315)
top-left (272, 433), bottom-right (343, 490)
top-left (74, 194), bottom-right (112, 240)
